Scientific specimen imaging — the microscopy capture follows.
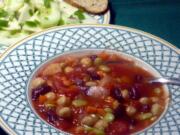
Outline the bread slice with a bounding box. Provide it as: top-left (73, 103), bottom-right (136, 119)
top-left (64, 0), bottom-right (108, 14)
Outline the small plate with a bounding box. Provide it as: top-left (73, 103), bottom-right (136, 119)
top-left (0, 25), bottom-right (179, 135)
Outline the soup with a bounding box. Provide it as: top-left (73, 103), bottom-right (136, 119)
top-left (30, 51), bottom-right (168, 135)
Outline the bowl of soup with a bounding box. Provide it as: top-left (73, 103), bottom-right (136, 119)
top-left (27, 49), bottom-right (170, 135)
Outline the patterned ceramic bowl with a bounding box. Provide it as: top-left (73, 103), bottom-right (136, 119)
top-left (0, 25), bottom-right (179, 135)
top-left (27, 49), bottom-right (170, 135)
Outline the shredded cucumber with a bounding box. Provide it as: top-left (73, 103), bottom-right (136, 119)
top-left (38, 1), bottom-right (60, 28)
top-left (4, 0), bottom-right (24, 13)
top-left (0, 0), bottom-right (98, 45)
top-left (30, 0), bottom-right (44, 9)
top-left (3, 18), bottom-right (21, 31)
top-left (18, 3), bottom-right (32, 23)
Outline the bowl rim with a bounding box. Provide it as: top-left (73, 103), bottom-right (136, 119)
top-left (0, 24), bottom-right (179, 61)
top-left (26, 48), bottom-right (170, 135)
top-left (0, 24), bottom-right (177, 135)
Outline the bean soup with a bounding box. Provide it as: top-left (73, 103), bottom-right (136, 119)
top-left (29, 51), bottom-right (169, 135)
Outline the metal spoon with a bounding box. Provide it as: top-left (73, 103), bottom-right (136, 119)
top-left (146, 78), bottom-right (180, 86)
top-left (104, 61), bottom-right (180, 86)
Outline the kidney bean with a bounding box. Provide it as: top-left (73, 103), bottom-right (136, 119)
top-left (111, 87), bottom-right (123, 102)
top-left (106, 120), bottom-right (129, 135)
top-left (134, 75), bottom-right (144, 83)
top-left (87, 70), bottom-right (101, 80)
top-left (129, 119), bottom-right (136, 126)
top-left (32, 85), bottom-right (51, 100)
top-left (73, 78), bottom-right (84, 86)
top-left (47, 110), bottom-right (58, 125)
top-left (89, 55), bottom-right (98, 61)
top-left (140, 104), bottom-right (151, 112)
top-left (114, 105), bottom-right (125, 119)
top-left (78, 86), bottom-right (89, 95)
top-left (39, 105), bottom-right (46, 113)
top-left (129, 86), bottom-right (140, 100)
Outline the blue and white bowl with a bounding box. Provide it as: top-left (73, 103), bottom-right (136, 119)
top-left (0, 25), bottom-right (179, 135)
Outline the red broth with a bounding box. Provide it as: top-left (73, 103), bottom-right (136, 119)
top-left (30, 51), bottom-right (168, 135)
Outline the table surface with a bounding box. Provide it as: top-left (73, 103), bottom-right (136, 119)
top-left (0, 0), bottom-right (180, 134)
top-left (110, 0), bottom-right (180, 49)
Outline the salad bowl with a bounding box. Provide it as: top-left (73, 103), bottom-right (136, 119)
top-left (0, 0), bottom-right (110, 53)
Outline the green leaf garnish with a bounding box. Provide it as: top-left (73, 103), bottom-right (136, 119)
top-left (44, 0), bottom-right (53, 8)
top-left (29, 9), bottom-right (33, 16)
top-left (24, 0), bottom-right (30, 3)
top-left (44, 17), bottom-right (49, 20)
top-left (0, 9), bottom-right (8, 18)
top-left (74, 9), bottom-right (85, 20)
top-left (25, 20), bottom-right (39, 27)
top-left (10, 30), bottom-right (21, 35)
top-left (0, 19), bottom-right (8, 27)
top-left (58, 19), bottom-right (65, 25)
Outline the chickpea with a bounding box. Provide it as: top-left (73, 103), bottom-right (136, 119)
top-left (59, 62), bottom-right (66, 68)
top-left (45, 92), bottom-right (56, 101)
top-left (85, 81), bottom-right (97, 86)
top-left (139, 97), bottom-right (149, 104)
top-left (151, 103), bottom-right (162, 115)
top-left (126, 106), bottom-right (137, 116)
top-left (104, 113), bottom-right (114, 122)
top-left (61, 77), bottom-right (72, 86)
top-left (154, 88), bottom-right (161, 95)
top-left (151, 97), bottom-right (159, 103)
top-left (72, 99), bottom-right (87, 107)
top-left (99, 65), bottom-right (111, 72)
top-left (112, 100), bottom-right (120, 109)
top-left (150, 116), bottom-right (157, 121)
top-left (75, 126), bottom-right (84, 134)
top-left (43, 63), bottom-right (62, 76)
top-left (64, 66), bottom-right (73, 74)
top-left (56, 107), bottom-right (71, 118)
top-left (121, 89), bottom-right (129, 99)
top-left (94, 57), bottom-right (102, 65)
top-left (81, 114), bottom-right (99, 126)
top-left (31, 77), bottom-right (45, 89)
top-left (138, 113), bottom-right (153, 120)
top-left (80, 57), bottom-right (92, 67)
top-left (56, 96), bottom-right (71, 106)
top-left (44, 102), bottom-right (55, 109)
top-left (104, 108), bottom-right (113, 113)
top-left (94, 120), bottom-right (108, 130)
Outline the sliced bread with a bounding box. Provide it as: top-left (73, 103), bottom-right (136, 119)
top-left (64, 0), bottom-right (108, 14)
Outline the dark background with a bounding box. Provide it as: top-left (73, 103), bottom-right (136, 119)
top-left (0, 0), bottom-right (180, 134)
top-left (110, 0), bottom-right (180, 49)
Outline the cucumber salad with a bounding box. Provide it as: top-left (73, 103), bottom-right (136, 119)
top-left (0, 0), bottom-right (98, 45)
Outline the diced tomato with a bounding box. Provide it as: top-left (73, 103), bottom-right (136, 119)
top-left (86, 106), bottom-right (97, 113)
top-left (65, 86), bottom-right (80, 98)
top-left (57, 119), bottom-right (72, 130)
top-left (97, 108), bottom-right (106, 116)
top-left (130, 100), bottom-right (141, 110)
top-left (73, 126), bottom-right (84, 134)
top-left (106, 120), bottom-right (129, 135)
top-left (88, 132), bottom-right (96, 135)
top-left (39, 95), bottom-right (47, 104)
top-left (52, 78), bottom-right (64, 90)
top-left (99, 52), bottom-right (109, 60)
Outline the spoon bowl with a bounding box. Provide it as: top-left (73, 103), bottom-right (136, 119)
top-left (147, 77), bottom-right (180, 86)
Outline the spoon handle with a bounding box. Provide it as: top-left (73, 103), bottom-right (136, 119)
top-left (149, 78), bottom-right (180, 86)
